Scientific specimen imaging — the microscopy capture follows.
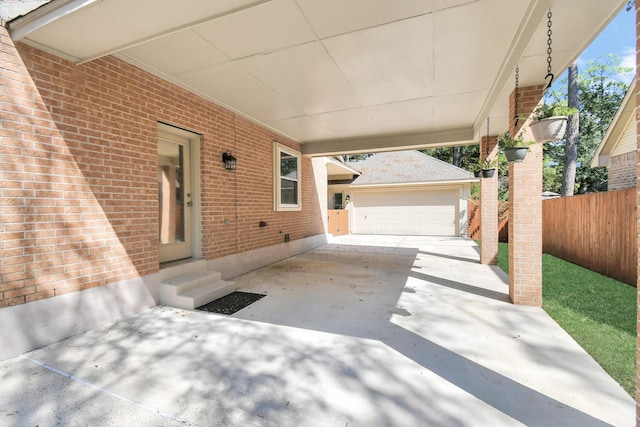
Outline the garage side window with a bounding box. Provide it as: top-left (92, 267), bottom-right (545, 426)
top-left (274, 142), bottom-right (301, 211)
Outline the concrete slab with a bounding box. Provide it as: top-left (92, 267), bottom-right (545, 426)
top-left (0, 235), bottom-right (634, 426)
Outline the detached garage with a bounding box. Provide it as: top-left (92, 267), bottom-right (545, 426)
top-left (328, 151), bottom-right (476, 237)
top-left (352, 187), bottom-right (460, 236)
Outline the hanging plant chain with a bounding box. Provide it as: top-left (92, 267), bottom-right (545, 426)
top-left (486, 116), bottom-right (490, 157)
top-left (514, 65), bottom-right (519, 130)
top-left (545, 9), bottom-right (554, 89)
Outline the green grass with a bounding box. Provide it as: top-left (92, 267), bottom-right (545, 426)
top-left (497, 243), bottom-right (637, 396)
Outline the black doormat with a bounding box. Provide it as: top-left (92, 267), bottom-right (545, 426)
top-left (197, 291), bottom-right (266, 315)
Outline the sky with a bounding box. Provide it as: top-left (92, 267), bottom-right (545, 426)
top-left (568, 5), bottom-right (635, 84)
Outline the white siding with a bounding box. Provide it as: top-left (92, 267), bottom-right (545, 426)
top-left (611, 115), bottom-right (636, 157)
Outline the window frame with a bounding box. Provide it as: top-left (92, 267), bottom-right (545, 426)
top-left (332, 192), bottom-right (343, 210)
top-left (274, 142), bottom-right (302, 211)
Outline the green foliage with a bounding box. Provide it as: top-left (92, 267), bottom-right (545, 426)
top-left (470, 182), bottom-right (480, 199)
top-left (343, 153), bottom-right (374, 162)
top-left (542, 155), bottom-right (562, 193)
top-left (531, 102), bottom-right (578, 121)
top-left (422, 145), bottom-right (516, 200)
top-left (421, 144), bottom-right (479, 170)
top-left (480, 157), bottom-right (497, 170)
top-left (498, 131), bottom-right (535, 148)
top-left (498, 243), bottom-right (636, 396)
top-left (543, 55), bottom-right (631, 194)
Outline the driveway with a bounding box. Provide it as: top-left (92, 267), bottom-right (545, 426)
top-left (0, 235), bottom-right (634, 426)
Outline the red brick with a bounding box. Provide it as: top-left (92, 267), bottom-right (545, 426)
top-left (0, 24), bottom-right (324, 308)
top-left (508, 87), bottom-right (543, 306)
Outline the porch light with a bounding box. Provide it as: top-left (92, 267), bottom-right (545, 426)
top-left (222, 151), bottom-right (237, 170)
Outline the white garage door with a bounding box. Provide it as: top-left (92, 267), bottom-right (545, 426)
top-left (351, 189), bottom-right (458, 236)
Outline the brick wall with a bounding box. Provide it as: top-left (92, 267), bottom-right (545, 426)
top-left (508, 84), bottom-right (545, 306)
top-left (480, 135), bottom-right (499, 265)
top-left (608, 151), bottom-right (637, 190)
top-left (0, 25), bottom-right (324, 307)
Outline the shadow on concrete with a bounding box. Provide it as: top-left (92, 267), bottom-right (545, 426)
top-left (1, 238), bottom-right (630, 426)
top-left (418, 250), bottom-right (480, 264)
top-left (409, 270), bottom-right (510, 303)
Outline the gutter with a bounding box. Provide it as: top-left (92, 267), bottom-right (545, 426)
top-left (350, 179), bottom-right (479, 189)
top-left (8, 0), bottom-right (97, 41)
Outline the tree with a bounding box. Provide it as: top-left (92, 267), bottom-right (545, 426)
top-left (560, 62), bottom-right (579, 196)
top-left (452, 146), bottom-right (462, 167)
top-left (421, 145), bottom-right (479, 171)
top-left (343, 153), bottom-right (373, 162)
top-left (543, 55), bottom-right (631, 194)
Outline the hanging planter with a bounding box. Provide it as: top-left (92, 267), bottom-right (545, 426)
top-left (530, 116), bottom-right (568, 143)
top-left (499, 132), bottom-right (534, 163)
top-left (481, 168), bottom-right (495, 178)
top-left (477, 157), bottom-right (498, 178)
top-left (528, 105), bottom-right (576, 143)
top-left (528, 9), bottom-right (577, 144)
top-left (473, 169), bottom-right (482, 178)
top-left (474, 117), bottom-right (499, 179)
top-left (503, 147), bottom-right (529, 163)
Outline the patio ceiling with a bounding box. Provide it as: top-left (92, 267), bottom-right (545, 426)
top-left (8, 0), bottom-right (625, 156)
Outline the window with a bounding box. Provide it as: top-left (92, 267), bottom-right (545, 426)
top-left (274, 142), bottom-right (301, 211)
top-left (333, 192), bottom-right (343, 210)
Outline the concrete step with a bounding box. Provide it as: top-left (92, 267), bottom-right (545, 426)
top-left (159, 259), bottom-right (208, 281)
top-left (161, 270), bottom-right (223, 295)
top-left (159, 266), bottom-right (236, 310)
top-left (180, 280), bottom-right (237, 309)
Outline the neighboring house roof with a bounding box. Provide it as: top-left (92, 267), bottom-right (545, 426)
top-left (346, 150), bottom-right (475, 186)
top-left (326, 157), bottom-right (361, 177)
top-left (542, 191), bottom-right (560, 199)
top-left (591, 78), bottom-right (636, 168)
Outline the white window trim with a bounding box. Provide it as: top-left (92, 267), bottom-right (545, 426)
top-left (274, 142), bottom-right (302, 211)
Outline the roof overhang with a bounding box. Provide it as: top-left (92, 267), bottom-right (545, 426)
top-left (8, 0), bottom-right (627, 156)
top-left (591, 78), bottom-right (636, 168)
top-left (326, 158), bottom-right (361, 178)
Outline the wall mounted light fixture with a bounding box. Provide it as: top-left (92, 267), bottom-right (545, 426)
top-left (222, 151), bottom-right (237, 170)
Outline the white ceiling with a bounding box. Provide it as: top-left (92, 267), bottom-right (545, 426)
top-left (9, 0), bottom-right (626, 155)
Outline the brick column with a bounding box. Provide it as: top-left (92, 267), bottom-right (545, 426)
top-left (634, 0), bottom-right (640, 423)
top-left (480, 135), bottom-right (499, 264)
top-left (508, 84), bottom-right (545, 306)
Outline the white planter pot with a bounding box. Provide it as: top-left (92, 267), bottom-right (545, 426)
top-left (530, 116), bottom-right (568, 143)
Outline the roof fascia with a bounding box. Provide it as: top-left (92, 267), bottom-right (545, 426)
top-left (590, 78), bottom-right (635, 168)
top-left (303, 128), bottom-right (475, 157)
top-left (350, 179), bottom-right (478, 189)
top-left (8, 0), bottom-right (97, 41)
top-left (326, 158), bottom-right (361, 176)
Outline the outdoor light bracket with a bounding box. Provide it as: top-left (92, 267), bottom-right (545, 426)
top-left (222, 151), bottom-right (237, 170)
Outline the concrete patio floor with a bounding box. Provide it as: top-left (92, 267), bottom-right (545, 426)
top-left (0, 235), bottom-right (634, 426)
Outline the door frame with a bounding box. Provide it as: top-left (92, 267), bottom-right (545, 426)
top-left (157, 122), bottom-right (202, 263)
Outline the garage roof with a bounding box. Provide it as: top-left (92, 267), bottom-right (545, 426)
top-left (6, 0), bottom-right (626, 156)
top-left (347, 151), bottom-right (475, 186)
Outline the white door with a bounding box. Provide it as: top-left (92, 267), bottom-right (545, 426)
top-left (352, 189), bottom-right (458, 236)
top-left (158, 130), bottom-right (193, 263)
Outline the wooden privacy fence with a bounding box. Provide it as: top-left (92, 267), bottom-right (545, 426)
top-left (542, 188), bottom-right (636, 286)
top-left (328, 209), bottom-right (349, 236)
top-left (467, 200), bottom-right (509, 242)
